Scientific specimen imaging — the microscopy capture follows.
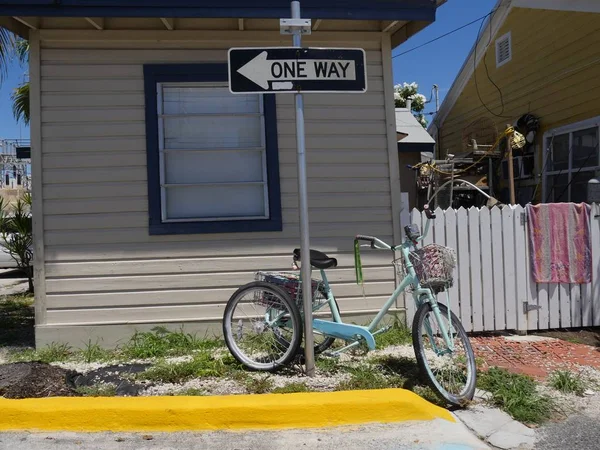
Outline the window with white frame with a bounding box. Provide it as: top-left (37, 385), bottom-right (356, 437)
top-left (143, 63), bottom-right (281, 235)
top-left (158, 84), bottom-right (268, 222)
top-left (544, 117), bottom-right (600, 203)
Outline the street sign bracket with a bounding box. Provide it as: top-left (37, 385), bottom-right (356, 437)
top-left (280, 18), bottom-right (312, 35)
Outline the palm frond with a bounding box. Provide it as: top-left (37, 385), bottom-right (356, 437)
top-left (11, 81), bottom-right (30, 125)
top-left (0, 26), bottom-right (15, 83)
top-left (14, 37), bottom-right (29, 65)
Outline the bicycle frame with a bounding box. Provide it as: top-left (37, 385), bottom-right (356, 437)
top-left (304, 217), bottom-right (455, 355)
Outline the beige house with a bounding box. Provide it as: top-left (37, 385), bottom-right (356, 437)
top-left (429, 0), bottom-right (600, 205)
top-left (0, 1), bottom-right (440, 348)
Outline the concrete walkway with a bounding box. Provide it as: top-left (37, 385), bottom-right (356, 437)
top-left (0, 420), bottom-right (489, 450)
top-left (455, 405), bottom-right (535, 450)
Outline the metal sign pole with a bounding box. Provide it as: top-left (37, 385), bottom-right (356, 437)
top-left (291, 0), bottom-right (315, 377)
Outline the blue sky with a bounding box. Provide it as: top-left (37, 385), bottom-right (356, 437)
top-left (0, 0), bottom-right (497, 139)
top-left (393, 0), bottom-right (496, 116)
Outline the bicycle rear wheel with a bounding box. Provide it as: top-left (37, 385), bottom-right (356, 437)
top-left (223, 281), bottom-right (302, 372)
top-left (412, 302), bottom-right (476, 406)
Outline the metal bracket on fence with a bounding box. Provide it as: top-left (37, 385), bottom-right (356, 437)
top-left (523, 302), bottom-right (542, 314)
top-left (520, 212), bottom-right (527, 226)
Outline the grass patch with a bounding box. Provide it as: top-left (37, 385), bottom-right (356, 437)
top-left (315, 356), bottom-right (340, 374)
top-left (245, 376), bottom-right (274, 394)
top-left (375, 321), bottom-right (412, 350)
top-left (412, 385), bottom-right (447, 407)
top-left (548, 370), bottom-right (587, 396)
top-left (78, 340), bottom-right (115, 363)
top-left (75, 384), bottom-right (117, 397)
top-left (121, 327), bottom-right (223, 359)
top-left (272, 382), bottom-right (311, 394)
top-left (478, 367), bottom-right (554, 424)
top-left (10, 342), bottom-right (73, 363)
top-left (138, 352), bottom-right (239, 383)
top-left (336, 365), bottom-right (405, 391)
top-left (0, 293), bottom-right (34, 347)
top-left (176, 388), bottom-right (206, 396)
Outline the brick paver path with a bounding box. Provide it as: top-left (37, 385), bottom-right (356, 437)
top-left (470, 335), bottom-right (600, 379)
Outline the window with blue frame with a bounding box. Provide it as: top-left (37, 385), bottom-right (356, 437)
top-left (144, 64), bottom-right (282, 235)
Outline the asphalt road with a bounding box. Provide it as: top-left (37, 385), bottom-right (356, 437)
top-left (534, 395), bottom-right (600, 450)
top-left (0, 420), bottom-right (488, 450)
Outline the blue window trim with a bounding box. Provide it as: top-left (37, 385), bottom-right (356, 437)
top-left (0, 1), bottom-right (436, 21)
top-left (143, 63), bottom-right (282, 235)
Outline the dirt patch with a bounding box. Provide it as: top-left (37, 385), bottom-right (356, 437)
top-left (0, 362), bottom-right (78, 398)
top-left (533, 328), bottom-right (600, 348)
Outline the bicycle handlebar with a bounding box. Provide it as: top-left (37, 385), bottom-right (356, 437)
top-left (355, 235), bottom-right (392, 250)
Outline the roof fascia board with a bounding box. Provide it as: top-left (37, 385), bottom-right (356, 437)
top-left (512, 0), bottom-right (600, 13)
top-left (0, 1), bottom-right (437, 21)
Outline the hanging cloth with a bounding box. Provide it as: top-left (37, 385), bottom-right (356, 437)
top-left (526, 203), bottom-right (592, 283)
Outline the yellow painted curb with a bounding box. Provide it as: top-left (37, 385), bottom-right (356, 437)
top-left (0, 389), bottom-right (454, 432)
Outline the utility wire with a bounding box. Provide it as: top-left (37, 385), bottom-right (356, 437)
top-left (473, 7), bottom-right (512, 119)
top-left (392, 11), bottom-right (495, 58)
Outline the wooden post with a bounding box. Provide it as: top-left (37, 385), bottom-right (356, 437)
top-left (507, 128), bottom-right (516, 205)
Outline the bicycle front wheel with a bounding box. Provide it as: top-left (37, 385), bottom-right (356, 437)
top-left (412, 302), bottom-right (476, 407)
top-left (223, 281), bottom-right (302, 372)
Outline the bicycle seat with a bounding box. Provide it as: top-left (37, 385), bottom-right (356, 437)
top-left (293, 249), bottom-right (338, 269)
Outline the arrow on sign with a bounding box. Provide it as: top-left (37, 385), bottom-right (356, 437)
top-left (237, 51), bottom-right (357, 90)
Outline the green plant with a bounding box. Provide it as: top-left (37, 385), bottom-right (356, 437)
top-left (0, 293), bottom-right (34, 347)
top-left (75, 384), bottom-right (117, 397)
top-left (375, 320), bottom-right (412, 349)
top-left (315, 357), bottom-right (340, 374)
top-left (0, 194), bottom-right (33, 292)
top-left (412, 385), bottom-right (447, 407)
top-left (176, 388), bottom-right (205, 396)
top-left (11, 341), bottom-right (73, 363)
top-left (11, 81), bottom-right (29, 125)
top-left (79, 340), bottom-right (114, 363)
top-left (138, 351), bottom-right (235, 383)
top-left (549, 370), bottom-right (587, 396)
top-left (121, 327), bottom-right (222, 359)
top-left (272, 382), bottom-right (311, 394)
top-left (245, 376), bottom-right (274, 394)
top-left (336, 365), bottom-right (404, 391)
top-left (478, 368), bottom-right (555, 424)
top-left (393, 82), bottom-right (428, 127)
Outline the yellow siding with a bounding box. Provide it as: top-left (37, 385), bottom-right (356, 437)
top-left (439, 8), bottom-right (600, 170)
top-left (37, 35), bottom-right (400, 344)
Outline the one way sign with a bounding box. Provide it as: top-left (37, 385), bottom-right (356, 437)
top-left (228, 47), bottom-right (367, 94)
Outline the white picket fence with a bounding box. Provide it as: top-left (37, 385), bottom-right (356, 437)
top-left (402, 205), bottom-right (600, 332)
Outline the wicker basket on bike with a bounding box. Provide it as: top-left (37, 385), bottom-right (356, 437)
top-left (395, 243), bottom-right (456, 293)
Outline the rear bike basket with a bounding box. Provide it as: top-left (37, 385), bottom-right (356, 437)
top-left (394, 244), bottom-right (456, 293)
top-left (255, 271), bottom-right (326, 307)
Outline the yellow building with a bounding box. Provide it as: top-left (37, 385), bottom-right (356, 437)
top-left (430, 0), bottom-right (600, 205)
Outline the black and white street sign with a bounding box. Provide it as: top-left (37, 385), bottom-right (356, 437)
top-left (228, 47), bottom-right (367, 94)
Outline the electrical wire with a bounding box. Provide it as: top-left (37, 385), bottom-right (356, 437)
top-left (473, 7), bottom-right (512, 119)
top-left (392, 11), bottom-right (496, 59)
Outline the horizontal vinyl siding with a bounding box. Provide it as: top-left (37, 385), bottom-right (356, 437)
top-left (40, 38), bottom-right (397, 329)
top-left (439, 8), bottom-right (600, 158)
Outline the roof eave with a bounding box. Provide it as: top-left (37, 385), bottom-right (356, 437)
top-left (0, 1), bottom-right (437, 21)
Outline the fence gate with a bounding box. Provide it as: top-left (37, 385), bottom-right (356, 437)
top-left (402, 205), bottom-right (600, 333)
